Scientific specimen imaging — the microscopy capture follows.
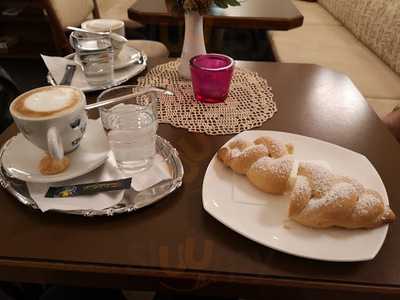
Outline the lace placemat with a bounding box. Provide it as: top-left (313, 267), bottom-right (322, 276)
top-left (137, 60), bottom-right (277, 135)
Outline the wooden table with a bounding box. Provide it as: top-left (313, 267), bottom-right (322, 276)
top-left (0, 61), bottom-right (400, 298)
top-left (128, 0), bottom-right (304, 30)
top-left (128, 0), bottom-right (303, 60)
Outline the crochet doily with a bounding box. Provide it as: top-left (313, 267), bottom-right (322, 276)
top-left (137, 61), bottom-right (277, 135)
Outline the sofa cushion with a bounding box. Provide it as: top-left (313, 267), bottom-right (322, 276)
top-left (344, 0), bottom-right (400, 76)
top-left (366, 98), bottom-right (400, 119)
top-left (269, 25), bottom-right (400, 99)
top-left (292, 0), bottom-right (340, 25)
top-left (317, 0), bottom-right (357, 25)
top-left (318, 0), bottom-right (400, 76)
top-left (127, 40), bottom-right (169, 60)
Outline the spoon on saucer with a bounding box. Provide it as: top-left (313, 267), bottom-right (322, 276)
top-left (85, 87), bottom-right (174, 111)
top-left (67, 26), bottom-right (127, 41)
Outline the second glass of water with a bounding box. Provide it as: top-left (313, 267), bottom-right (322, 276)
top-left (70, 31), bottom-right (114, 86)
top-left (98, 85), bottom-right (158, 173)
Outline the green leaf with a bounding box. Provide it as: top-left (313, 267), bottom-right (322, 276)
top-left (214, 0), bottom-right (228, 8)
top-left (226, 0), bottom-right (241, 6)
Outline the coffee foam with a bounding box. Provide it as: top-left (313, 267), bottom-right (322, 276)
top-left (12, 87), bottom-right (82, 119)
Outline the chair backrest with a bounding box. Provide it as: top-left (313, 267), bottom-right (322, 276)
top-left (40, 0), bottom-right (100, 54)
top-left (0, 66), bottom-right (19, 133)
top-left (48, 0), bottom-right (95, 29)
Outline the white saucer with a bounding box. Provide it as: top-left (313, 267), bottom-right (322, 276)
top-left (114, 45), bottom-right (142, 69)
top-left (2, 119), bottom-right (110, 183)
top-left (48, 53), bottom-right (147, 93)
top-left (73, 45), bottom-right (141, 70)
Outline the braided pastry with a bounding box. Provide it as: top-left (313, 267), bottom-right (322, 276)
top-left (217, 136), bottom-right (396, 229)
top-left (217, 136), bottom-right (294, 194)
top-left (289, 162), bottom-right (396, 229)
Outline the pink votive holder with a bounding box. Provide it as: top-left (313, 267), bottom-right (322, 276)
top-left (190, 54), bottom-right (235, 104)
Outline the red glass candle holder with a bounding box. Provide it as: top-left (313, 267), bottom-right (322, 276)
top-left (190, 54), bottom-right (235, 104)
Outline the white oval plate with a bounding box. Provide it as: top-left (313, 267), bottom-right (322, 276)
top-left (3, 119), bottom-right (109, 183)
top-left (202, 130), bottom-right (389, 262)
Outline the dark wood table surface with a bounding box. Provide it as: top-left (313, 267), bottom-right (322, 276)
top-left (0, 60), bottom-right (400, 297)
top-left (128, 0), bottom-right (304, 30)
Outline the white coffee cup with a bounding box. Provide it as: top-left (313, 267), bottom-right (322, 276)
top-left (81, 19), bottom-right (125, 37)
top-left (80, 19), bottom-right (127, 58)
top-left (10, 86), bottom-right (88, 161)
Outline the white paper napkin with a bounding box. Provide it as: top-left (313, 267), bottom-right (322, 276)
top-left (41, 54), bottom-right (89, 88)
top-left (27, 157), bottom-right (126, 212)
top-left (27, 153), bottom-right (173, 212)
top-left (41, 53), bottom-right (146, 92)
top-left (128, 154), bottom-right (172, 191)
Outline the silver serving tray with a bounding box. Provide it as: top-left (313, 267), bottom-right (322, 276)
top-left (47, 52), bottom-right (147, 93)
top-left (0, 136), bottom-right (184, 216)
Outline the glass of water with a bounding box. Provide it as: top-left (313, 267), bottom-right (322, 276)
top-left (70, 31), bottom-right (114, 86)
top-left (97, 85), bottom-right (158, 173)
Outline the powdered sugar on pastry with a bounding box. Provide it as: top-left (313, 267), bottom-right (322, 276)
top-left (229, 144), bottom-right (269, 174)
top-left (289, 174), bottom-right (396, 229)
top-left (254, 136), bottom-right (289, 158)
top-left (289, 175), bottom-right (312, 217)
top-left (305, 182), bottom-right (357, 211)
top-left (217, 135), bottom-right (292, 176)
top-left (352, 190), bottom-right (383, 218)
top-left (240, 144), bottom-right (269, 160)
top-left (292, 176), bottom-right (311, 198)
top-left (298, 162), bottom-right (334, 198)
top-left (230, 148), bottom-right (241, 159)
top-left (251, 156), bottom-right (293, 178)
top-left (247, 156), bottom-right (294, 194)
top-left (334, 176), bottom-right (365, 194)
top-left (218, 135), bottom-right (295, 195)
top-left (228, 139), bottom-right (251, 151)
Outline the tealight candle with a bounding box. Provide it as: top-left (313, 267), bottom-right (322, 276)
top-left (190, 54), bottom-right (235, 103)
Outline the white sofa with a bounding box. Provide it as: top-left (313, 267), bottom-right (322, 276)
top-left (268, 0), bottom-right (400, 118)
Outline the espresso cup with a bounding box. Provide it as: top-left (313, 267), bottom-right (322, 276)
top-left (81, 19), bottom-right (126, 57)
top-left (10, 86), bottom-right (88, 161)
top-left (81, 19), bottom-right (125, 37)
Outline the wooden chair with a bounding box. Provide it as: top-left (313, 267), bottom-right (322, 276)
top-left (40, 0), bottom-right (169, 59)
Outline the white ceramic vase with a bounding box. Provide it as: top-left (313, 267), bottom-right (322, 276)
top-left (178, 11), bottom-right (206, 79)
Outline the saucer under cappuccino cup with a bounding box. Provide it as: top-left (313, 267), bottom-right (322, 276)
top-left (10, 86), bottom-right (88, 161)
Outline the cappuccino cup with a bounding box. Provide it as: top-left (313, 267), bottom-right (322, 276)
top-left (10, 86), bottom-right (88, 161)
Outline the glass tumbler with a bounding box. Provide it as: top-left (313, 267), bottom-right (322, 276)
top-left (70, 31), bottom-right (114, 86)
top-left (97, 85), bottom-right (158, 173)
top-left (190, 54), bottom-right (235, 103)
